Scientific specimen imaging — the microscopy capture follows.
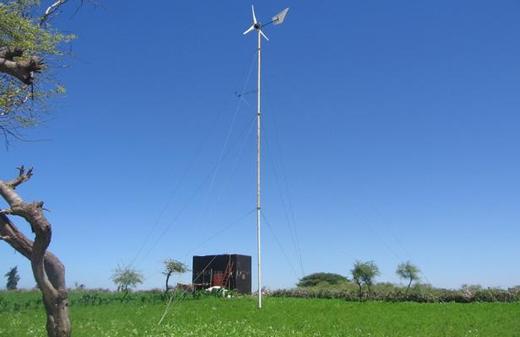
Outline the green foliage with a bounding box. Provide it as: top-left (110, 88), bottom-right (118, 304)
top-left (351, 261), bottom-right (380, 286)
top-left (272, 283), bottom-right (520, 303)
top-left (351, 260), bottom-right (380, 298)
top-left (1, 286), bottom-right (518, 315)
top-left (396, 261), bottom-right (420, 290)
top-left (0, 1), bottom-right (72, 54)
top-left (297, 272), bottom-right (349, 288)
top-left (0, 0), bottom-right (74, 138)
top-left (0, 294), bottom-right (519, 336)
top-left (4, 266), bottom-right (20, 290)
top-left (111, 266), bottom-right (144, 293)
top-left (163, 258), bottom-right (189, 275)
top-left (163, 258), bottom-right (189, 292)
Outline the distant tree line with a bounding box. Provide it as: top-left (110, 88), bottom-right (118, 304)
top-left (297, 260), bottom-right (420, 299)
top-left (272, 283), bottom-right (520, 303)
top-left (277, 260), bottom-right (520, 303)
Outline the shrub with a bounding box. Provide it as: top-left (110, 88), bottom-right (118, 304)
top-left (297, 273), bottom-right (349, 288)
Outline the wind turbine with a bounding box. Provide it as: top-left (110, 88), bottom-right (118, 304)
top-left (243, 5), bottom-right (289, 309)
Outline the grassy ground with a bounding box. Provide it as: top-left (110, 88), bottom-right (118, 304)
top-left (1, 296), bottom-right (519, 337)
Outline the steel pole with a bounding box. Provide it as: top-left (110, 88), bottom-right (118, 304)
top-left (256, 29), bottom-right (262, 309)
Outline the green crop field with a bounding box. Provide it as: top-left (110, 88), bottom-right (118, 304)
top-left (1, 293), bottom-right (519, 337)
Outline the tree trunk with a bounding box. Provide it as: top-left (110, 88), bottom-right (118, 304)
top-left (0, 167), bottom-right (71, 337)
top-left (406, 278), bottom-right (412, 295)
top-left (356, 281), bottom-right (363, 300)
top-left (165, 271), bottom-right (172, 293)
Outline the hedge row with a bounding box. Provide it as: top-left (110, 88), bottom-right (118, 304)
top-left (270, 285), bottom-right (520, 303)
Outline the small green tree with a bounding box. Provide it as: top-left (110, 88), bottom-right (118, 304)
top-left (297, 273), bottom-right (348, 288)
top-left (4, 266), bottom-right (20, 290)
top-left (351, 260), bottom-right (380, 299)
top-left (111, 266), bottom-right (144, 293)
top-left (163, 258), bottom-right (188, 293)
top-left (396, 261), bottom-right (420, 294)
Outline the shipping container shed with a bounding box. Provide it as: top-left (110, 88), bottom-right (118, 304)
top-left (192, 254), bottom-right (251, 294)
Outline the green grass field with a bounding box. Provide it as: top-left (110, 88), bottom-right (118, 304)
top-left (1, 296), bottom-right (519, 337)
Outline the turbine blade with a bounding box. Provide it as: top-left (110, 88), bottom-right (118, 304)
top-left (272, 8), bottom-right (289, 25)
top-left (243, 25), bottom-right (255, 35)
top-left (252, 5), bottom-right (257, 24)
top-left (260, 30), bottom-right (269, 41)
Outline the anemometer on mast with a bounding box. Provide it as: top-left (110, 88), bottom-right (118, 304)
top-left (242, 5), bottom-right (289, 309)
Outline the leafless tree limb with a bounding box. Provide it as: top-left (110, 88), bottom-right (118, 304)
top-left (0, 47), bottom-right (24, 60)
top-left (0, 52), bottom-right (44, 86)
top-left (40, 0), bottom-right (70, 27)
top-left (6, 165), bottom-right (34, 189)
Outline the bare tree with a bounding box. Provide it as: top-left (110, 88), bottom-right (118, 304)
top-left (0, 166), bottom-right (71, 337)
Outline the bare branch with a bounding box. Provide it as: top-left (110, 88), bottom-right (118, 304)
top-left (0, 208), bottom-right (13, 215)
top-left (0, 55), bottom-right (44, 85)
top-left (0, 181), bottom-right (23, 207)
top-left (0, 214), bottom-right (65, 288)
top-left (6, 165), bottom-right (34, 189)
top-left (40, 0), bottom-right (70, 26)
top-left (0, 167), bottom-right (35, 220)
top-left (0, 47), bottom-right (24, 60)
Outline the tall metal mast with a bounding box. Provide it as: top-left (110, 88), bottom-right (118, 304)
top-left (243, 5), bottom-right (289, 309)
top-left (256, 26), bottom-right (263, 309)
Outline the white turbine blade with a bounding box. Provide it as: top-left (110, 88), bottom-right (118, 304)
top-left (252, 5), bottom-right (258, 24)
top-left (272, 8), bottom-right (289, 25)
top-left (243, 25), bottom-right (255, 35)
top-left (259, 30), bottom-right (269, 41)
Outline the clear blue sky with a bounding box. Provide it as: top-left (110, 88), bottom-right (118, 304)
top-left (2, 0), bottom-right (520, 291)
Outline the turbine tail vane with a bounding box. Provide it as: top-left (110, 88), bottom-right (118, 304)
top-left (272, 8), bottom-right (289, 25)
